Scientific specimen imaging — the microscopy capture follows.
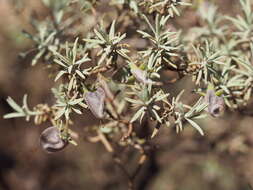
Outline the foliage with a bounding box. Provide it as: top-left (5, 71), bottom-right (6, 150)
top-left (4, 0), bottom-right (253, 189)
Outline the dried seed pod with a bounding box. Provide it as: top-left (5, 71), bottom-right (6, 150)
top-left (40, 126), bottom-right (68, 153)
top-left (98, 74), bottom-right (114, 101)
top-left (205, 89), bottom-right (225, 117)
top-left (130, 63), bottom-right (154, 84)
top-left (84, 87), bottom-right (105, 119)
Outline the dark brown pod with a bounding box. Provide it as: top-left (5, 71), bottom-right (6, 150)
top-left (40, 126), bottom-right (68, 153)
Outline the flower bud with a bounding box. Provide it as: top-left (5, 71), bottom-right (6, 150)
top-left (40, 126), bottom-right (68, 153)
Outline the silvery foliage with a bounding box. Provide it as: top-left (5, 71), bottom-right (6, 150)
top-left (3, 0), bottom-right (253, 149)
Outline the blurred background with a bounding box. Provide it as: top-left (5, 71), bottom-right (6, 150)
top-left (1, 0), bottom-right (253, 190)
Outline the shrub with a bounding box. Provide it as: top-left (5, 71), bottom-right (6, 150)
top-left (4, 0), bottom-right (253, 188)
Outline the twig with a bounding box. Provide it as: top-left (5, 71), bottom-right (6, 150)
top-left (121, 123), bottom-right (133, 141)
top-left (131, 154), bottom-right (147, 180)
top-left (96, 130), bottom-right (147, 190)
top-left (97, 130), bottom-right (114, 153)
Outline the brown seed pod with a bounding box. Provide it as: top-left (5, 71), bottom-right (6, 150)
top-left (40, 126), bottom-right (68, 153)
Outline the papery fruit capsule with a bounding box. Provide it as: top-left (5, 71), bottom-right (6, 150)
top-left (129, 63), bottom-right (154, 84)
top-left (98, 74), bottom-right (114, 101)
top-left (205, 89), bottom-right (225, 117)
top-left (40, 126), bottom-right (68, 153)
top-left (84, 87), bottom-right (105, 119)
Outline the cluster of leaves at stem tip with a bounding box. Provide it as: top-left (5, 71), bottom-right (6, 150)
top-left (3, 0), bottom-right (253, 153)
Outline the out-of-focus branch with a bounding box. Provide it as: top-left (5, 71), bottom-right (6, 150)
top-left (96, 130), bottom-right (147, 190)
